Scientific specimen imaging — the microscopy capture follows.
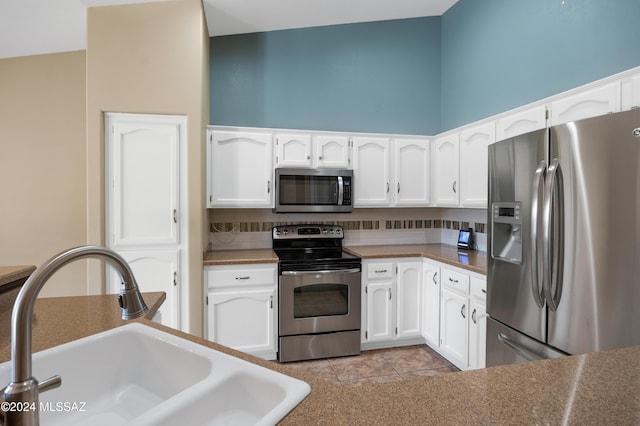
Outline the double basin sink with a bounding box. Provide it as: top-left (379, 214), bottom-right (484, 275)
top-left (0, 323), bottom-right (310, 425)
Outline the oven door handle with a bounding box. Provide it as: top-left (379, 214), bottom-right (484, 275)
top-left (281, 268), bottom-right (360, 276)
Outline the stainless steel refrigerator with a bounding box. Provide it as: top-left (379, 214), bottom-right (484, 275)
top-left (486, 108), bottom-right (640, 367)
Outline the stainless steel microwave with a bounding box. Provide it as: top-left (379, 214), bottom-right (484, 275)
top-left (274, 168), bottom-right (353, 213)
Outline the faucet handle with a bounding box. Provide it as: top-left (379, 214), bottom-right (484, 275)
top-left (38, 375), bottom-right (62, 394)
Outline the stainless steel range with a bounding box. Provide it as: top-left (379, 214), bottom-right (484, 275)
top-left (273, 224), bottom-right (361, 363)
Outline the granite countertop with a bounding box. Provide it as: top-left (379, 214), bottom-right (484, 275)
top-left (1, 291), bottom-right (638, 424)
top-left (204, 244), bottom-right (486, 274)
top-left (344, 243), bottom-right (487, 275)
top-left (0, 265), bottom-right (36, 289)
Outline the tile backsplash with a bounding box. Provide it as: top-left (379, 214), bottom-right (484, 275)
top-left (208, 208), bottom-right (488, 251)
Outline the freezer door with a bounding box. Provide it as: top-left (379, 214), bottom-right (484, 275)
top-left (486, 317), bottom-right (566, 367)
top-left (487, 129), bottom-right (547, 343)
top-left (547, 108), bottom-right (640, 355)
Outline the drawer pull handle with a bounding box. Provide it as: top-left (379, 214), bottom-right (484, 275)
top-left (481, 289), bottom-right (487, 294)
top-left (433, 272), bottom-right (438, 285)
top-left (449, 277), bottom-right (459, 283)
top-left (461, 304), bottom-right (466, 319)
top-left (375, 269), bottom-right (388, 274)
top-left (235, 276), bottom-right (250, 280)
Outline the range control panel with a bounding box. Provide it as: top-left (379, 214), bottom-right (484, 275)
top-left (272, 225), bottom-right (344, 239)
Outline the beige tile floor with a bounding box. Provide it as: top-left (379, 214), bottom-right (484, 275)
top-left (281, 345), bottom-right (458, 386)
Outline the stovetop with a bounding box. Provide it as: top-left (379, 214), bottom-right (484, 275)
top-left (272, 224), bottom-right (360, 271)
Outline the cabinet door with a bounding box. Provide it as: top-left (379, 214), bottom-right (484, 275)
top-left (207, 287), bottom-right (276, 354)
top-left (621, 73), bottom-right (640, 110)
top-left (352, 137), bottom-right (391, 207)
top-left (440, 287), bottom-right (468, 369)
top-left (459, 122), bottom-right (494, 208)
top-left (393, 139), bottom-right (430, 206)
top-left (365, 281), bottom-right (394, 341)
top-left (433, 134), bottom-right (459, 206)
top-left (275, 133), bottom-right (312, 167)
top-left (108, 249), bottom-right (180, 329)
top-left (396, 261), bottom-right (422, 339)
top-left (496, 105), bottom-right (547, 141)
top-left (422, 261), bottom-right (440, 348)
top-left (108, 116), bottom-right (181, 246)
top-left (468, 300), bottom-right (487, 370)
top-left (314, 135), bottom-right (351, 168)
top-left (208, 131), bottom-right (273, 207)
top-left (550, 82), bottom-right (620, 125)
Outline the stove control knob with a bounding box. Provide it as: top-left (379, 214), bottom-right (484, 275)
top-left (275, 230), bottom-right (281, 236)
top-left (322, 228), bottom-right (328, 234)
top-left (329, 229), bottom-right (334, 234)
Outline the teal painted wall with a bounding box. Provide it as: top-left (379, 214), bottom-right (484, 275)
top-left (441, 0), bottom-right (640, 130)
top-left (210, 17), bottom-right (441, 134)
top-left (210, 1), bottom-right (640, 134)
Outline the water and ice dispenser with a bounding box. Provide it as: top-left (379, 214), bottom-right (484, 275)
top-left (491, 201), bottom-right (523, 264)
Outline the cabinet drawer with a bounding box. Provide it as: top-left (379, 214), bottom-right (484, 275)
top-left (441, 268), bottom-right (469, 294)
top-left (367, 262), bottom-right (394, 279)
top-left (470, 277), bottom-right (487, 301)
top-left (207, 268), bottom-right (275, 288)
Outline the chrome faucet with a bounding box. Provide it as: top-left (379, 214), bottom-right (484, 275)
top-left (1, 246), bottom-right (149, 426)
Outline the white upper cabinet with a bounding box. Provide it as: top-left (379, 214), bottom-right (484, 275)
top-left (550, 82), bottom-right (620, 125)
top-left (621, 73), bottom-right (640, 110)
top-left (109, 117), bottom-right (181, 246)
top-left (496, 105), bottom-right (547, 141)
top-left (352, 136), bottom-right (391, 207)
top-left (207, 130), bottom-right (274, 208)
top-left (274, 133), bottom-right (350, 169)
top-left (275, 133), bottom-right (313, 167)
top-left (393, 138), bottom-right (431, 206)
top-left (433, 133), bottom-right (459, 207)
top-left (314, 135), bottom-right (351, 168)
top-left (459, 122), bottom-right (494, 208)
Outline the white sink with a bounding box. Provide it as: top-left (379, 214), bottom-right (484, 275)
top-left (0, 323), bottom-right (310, 425)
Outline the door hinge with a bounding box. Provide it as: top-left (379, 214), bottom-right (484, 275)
top-left (545, 108), bottom-right (550, 120)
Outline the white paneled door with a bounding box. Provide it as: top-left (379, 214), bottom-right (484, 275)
top-left (105, 113), bottom-right (186, 330)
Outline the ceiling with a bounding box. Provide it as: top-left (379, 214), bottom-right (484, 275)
top-left (0, 0), bottom-right (458, 60)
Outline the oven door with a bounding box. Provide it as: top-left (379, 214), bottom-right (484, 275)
top-left (279, 267), bottom-right (361, 336)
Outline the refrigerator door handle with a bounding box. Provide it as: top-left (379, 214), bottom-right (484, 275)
top-left (531, 160), bottom-right (547, 308)
top-left (543, 158), bottom-right (565, 312)
top-left (497, 332), bottom-right (546, 362)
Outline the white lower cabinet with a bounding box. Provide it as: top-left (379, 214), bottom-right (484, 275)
top-left (204, 264), bottom-right (277, 360)
top-left (468, 276), bottom-right (487, 370)
top-left (361, 258), bottom-right (422, 346)
top-left (438, 267), bottom-right (487, 370)
top-left (439, 286), bottom-right (469, 369)
top-left (421, 260), bottom-right (440, 348)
